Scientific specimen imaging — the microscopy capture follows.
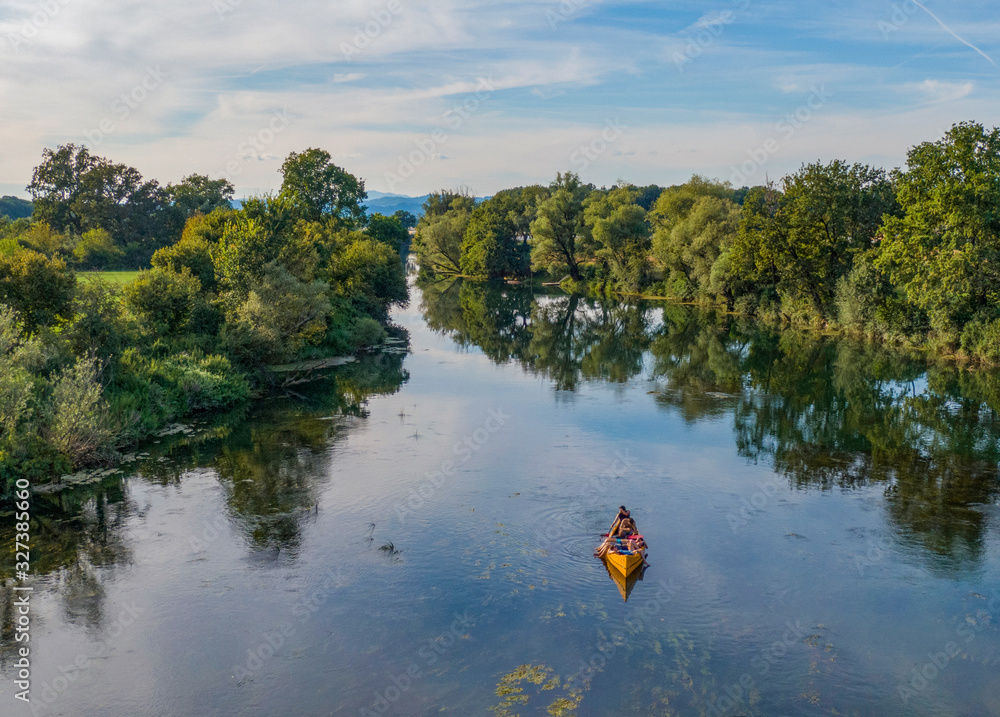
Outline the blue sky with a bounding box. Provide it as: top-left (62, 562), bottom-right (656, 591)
top-left (1, 0), bottom-right (998, 198)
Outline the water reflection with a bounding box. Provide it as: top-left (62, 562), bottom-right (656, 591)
top-left (0, 353), bottom-right (407, 662)
top-left (420, 278), bottom-right (1000, 572)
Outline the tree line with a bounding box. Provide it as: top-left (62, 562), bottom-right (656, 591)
top-left (413, 121), bottom-right (1000, 364)
top-left (0, 145), bottom-right (410, 490)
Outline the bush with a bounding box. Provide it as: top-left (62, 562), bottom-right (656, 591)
top-left (123, 267), bottom-right (201, 335)
top-left (146, 353), bottom-right (251, 412)
top-left (0, 308), bottom-right (40, 451)
top-left (151, 233), bottom-right (216, 291)
top-left (349, 316), bottom-right (386, 349)
top-left (46, 354), bottom-right (115, 467)
top-left (65, 280), bottom-right (133, 361)
top-left (187, 296), bottom-right (224, 336)
top-left (223, 262), bottom-right (331, 365)
top-left (960, 315), bottom-right (1000, 364)
top-left (0, 248), bottom-right (76, 332)
top-left (73, 228), bottom-right (123, 269)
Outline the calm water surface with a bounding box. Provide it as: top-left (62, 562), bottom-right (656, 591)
top-left (2, 278), bottom-right (999, 716)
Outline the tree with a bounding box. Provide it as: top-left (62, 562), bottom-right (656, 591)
top-left (413, 192), bottom-right (476, 275)
top-left (649, 175), bottom-right (735, 231)
top-left (214, 213), bottom-right (278, 299)
top-left (168, 174), bottom-right (235, 218)
top-left (421, 189), bottom-right (474, 220)
top-left (393, 210), bottom-right (417, 229)
top-left (460, 194), bottom-right (530, 279)
top-left (328, 236), bottom-right (408, 320)
top-left (732, 161), bottom-right (896, 320)
top-left (366, 213), bottom-right (409, 252)
top-left (0, 248), bottom-right (76, 332)
top-left (584, 186), bottom-right (651, 292)
top-left (27, 144), bottom-right (181, 265)
top-left (151, 233), bottom-right (216, 292)
top-left (876, 122), bottom-right (1000, 337)
top-left (224, 262), bottom-right (332, 365)
top-left (650, 178), bottom-right (742, 302)
top-left (591, 204), bottom-right (651, 293)
top-left (530, 172), bottom-right (590, 280)
top-left (279, 148), bottom-right (367, 226)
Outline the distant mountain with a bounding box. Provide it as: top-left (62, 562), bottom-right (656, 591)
top-left (0, 195), bottom-right (32, 219)
top-left (229, 192), bottom-right (431, 218)
top-left (363, 191), bottom-right (430, 218)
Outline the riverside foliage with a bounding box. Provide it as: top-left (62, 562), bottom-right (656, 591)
top-left (413, 122), bottom-right (1000, 364)
top-left (0, 146), bottom-right (409, 492)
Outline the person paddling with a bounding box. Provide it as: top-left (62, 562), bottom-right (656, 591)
top-left (594, 507), bottom-right (630, 558)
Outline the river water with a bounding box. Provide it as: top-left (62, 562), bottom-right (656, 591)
top-left (2, 278), bottom-right (999, 716)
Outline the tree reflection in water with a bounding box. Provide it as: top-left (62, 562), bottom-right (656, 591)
top-left (420, 277), bottom-right (1000, 574)
top-left (0, 352), bottom-right (408, 662)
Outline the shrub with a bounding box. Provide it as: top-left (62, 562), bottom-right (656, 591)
top-left (73, 228), bottom-right (123, 269)
top-left (349, 316), bottom-right (387, 349)
top-left (46, 354), bottom-right (115, 467)
top-left (960, 315), bottom-right (1000, 364)
top-left (151, 234), bottom-right (216, 291)
top-left (123, 267), bottom-right (201, 335)
top-left (0, 248), bottom-right (76, 332)
top-left (224, 262), bottom-right (331, 365)
top-left (65, 280), bottom-right (133, 361)
top-left (0, 308), bottom-right (39, 450)
top-left (146, 353), bottom-right (251, 412)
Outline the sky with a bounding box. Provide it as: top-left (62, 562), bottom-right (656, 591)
top-left (1, 0), bottom-right (998, 199)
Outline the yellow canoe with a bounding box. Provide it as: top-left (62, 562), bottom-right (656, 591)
top-left (603, 557), bottom-right (643, 602)
top-left (606, 549), bottom-right (644, 577)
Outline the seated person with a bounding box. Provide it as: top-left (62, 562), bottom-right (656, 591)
top-left (617, 516), bottom-right (638, 537)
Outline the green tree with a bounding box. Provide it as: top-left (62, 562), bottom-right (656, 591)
top-left (393, 210), bottom-right (417, 228)
top-left (224, 262), bottom-right (332, 365)
top-left (460, 194), bottom-right (530, 279)
top-left (151, 233), bottom-right (216, 291)
top-left (732, 161), bottom-right (896, 320)
top-left (413, 192), bottom-right (475, 274)
top-left (876, 122), bottom-right (1000, 339)
top-left (279, 148), bottom-right (367, 226)
top-left (585, 186), bottom-right (651, 292)
top-left (366, 213), bottom-right (409, 252)
top-left (329, 236), bottom-right (408, 320)
top-left (530, 172), bottom-right (590, 280)
top-left (0, 248), bottom-right (76, 332)
top-left (649, 175), bottom-right (735, 231)
top-left (167, 174), bottom-right (235, 218)
top-left (652, 188), bottom-right (742, 303)
top-left (27, 144), bottom-right (180, 263)
top-left (17, 221), bottom-right (74, 258)
top-left (214, 213), bottom-right (277, 299)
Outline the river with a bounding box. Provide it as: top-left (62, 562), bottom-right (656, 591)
top-left (2, 277), bottom-right (999, 716)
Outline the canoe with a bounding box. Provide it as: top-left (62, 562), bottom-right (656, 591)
top-left (598, 533), bottom-right (646, 577)
top-left (603, 555), bottom-right (643, 601)
top-left (606, 548), bottom-right (644, 577)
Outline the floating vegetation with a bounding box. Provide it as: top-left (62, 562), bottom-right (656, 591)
top-left (489, 664), bottom-right (583, 716)
top-left (379, 541), bottom-right (402, 556)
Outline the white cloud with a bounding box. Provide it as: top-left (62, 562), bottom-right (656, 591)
top-left (0, 0), bottom-right (998, 198)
